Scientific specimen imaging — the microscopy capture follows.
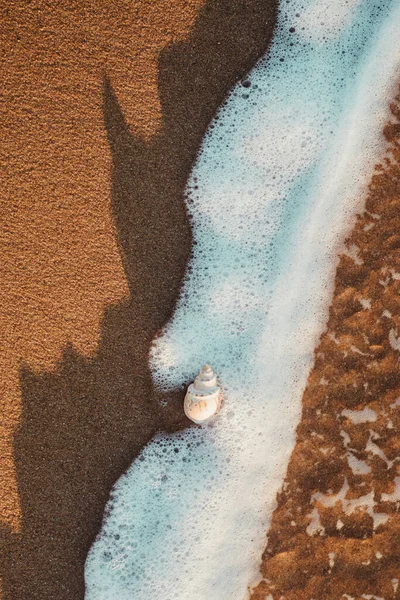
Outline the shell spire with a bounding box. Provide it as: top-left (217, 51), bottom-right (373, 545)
top-left (184, 365), bottom-right (222, 424)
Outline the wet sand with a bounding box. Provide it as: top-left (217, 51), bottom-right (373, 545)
top-left (0, 1), bottom-right (278, 598)
top-left (250, 93), bottom-right (400, 599)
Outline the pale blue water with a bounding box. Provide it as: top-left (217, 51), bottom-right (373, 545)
top-left (85, 1), bottom-right (400, 599)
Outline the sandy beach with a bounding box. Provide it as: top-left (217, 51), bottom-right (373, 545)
top-left (0, 1), bottom-right (278, 598)
top-left (1, 1), bottom-right (399, 599)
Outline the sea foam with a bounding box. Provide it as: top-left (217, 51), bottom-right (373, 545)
top-left (85, 1), bottom-right (400, 599)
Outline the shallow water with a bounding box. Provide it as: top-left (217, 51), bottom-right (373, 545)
top-left (85, 1), bottom-right (400, 598)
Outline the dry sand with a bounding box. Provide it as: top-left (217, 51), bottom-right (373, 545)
top-left (0, 1), bottom-right (278, 598)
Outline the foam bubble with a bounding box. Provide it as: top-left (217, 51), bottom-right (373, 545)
top-left (85, 1), bottom-right (400, 599)
top-left (292, 0), bottom-right (363, 42)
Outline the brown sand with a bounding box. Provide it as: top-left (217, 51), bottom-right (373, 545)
top-left (0, 1), bottom-right (278, 598)
top-left (0, 0), bottom-right (203, 535)
top-left (250, 93), bottom-right (400, 600)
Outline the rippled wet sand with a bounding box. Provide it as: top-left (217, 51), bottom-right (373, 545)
top-left (250, 92), bottom-right (400, 600)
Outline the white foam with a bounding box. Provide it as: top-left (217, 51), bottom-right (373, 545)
top-left (381, 477), bottom-right (400, 504)
top-left (359, 297), bottom-right (372, 310)
top-left (390, 397), bottom-right (400, 409)
top-left (347, 453), bottom-right (371, 476)
top-left (342, 407), bottom-right (378, 424)
top-left (389, 328), bottom-right (400, 351)
top-left (85, 1), bottom-right (400, 599)
top-left (366, 430), bottom-right (395, 469)
top-left (294, 0), bottom-right (362, 41)
top-left (343, 244), bottom-right (363, 265)
top-left (311, 478), bottom-right (390, 531)
top-left (306, 507), bottom-right (325, 536)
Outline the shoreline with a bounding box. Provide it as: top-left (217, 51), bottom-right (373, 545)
top-left (85, 1), bottom-right (400, 597)
top-left (0, 1), bottom-right (278, 598)
top-left (1, 1), bottom-right (399, 598)
top-left (250, 91), bottom-right (400, 599)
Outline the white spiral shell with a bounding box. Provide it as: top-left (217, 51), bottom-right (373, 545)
top-left (184, 365), bottom-right (222, 424)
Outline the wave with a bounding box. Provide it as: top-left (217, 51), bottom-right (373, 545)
top-left (85, 1), bottom-right (400, 598)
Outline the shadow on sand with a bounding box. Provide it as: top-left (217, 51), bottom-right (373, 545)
top-left (0, 1), bottom-right (277, 597)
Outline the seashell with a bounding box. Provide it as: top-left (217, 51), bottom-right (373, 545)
top-left (184, 365), bottom-right (222, 424)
